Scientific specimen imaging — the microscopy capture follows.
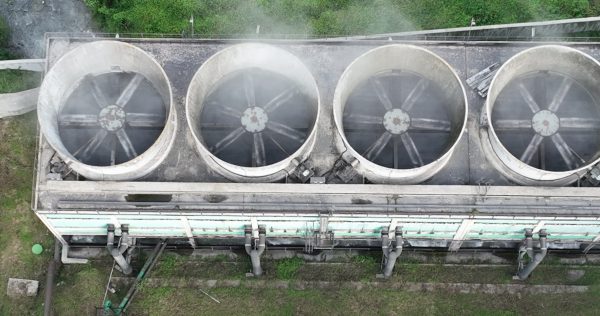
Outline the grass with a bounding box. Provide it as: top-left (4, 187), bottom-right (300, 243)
top-left (0, 113), bottom-right (54, 315)
top-left (0, 15), bottom-right (52, 313)
top-left (84, 0), bottom-right (600, 37)
top-left (276, 257), bottom-right (304, 279)
top-left (129, 284), bottom-right (600, 316)
top-left (0, 70), bottom-right (40, 94)
top-left (122, 253), bottom-right (600, 315)
top-left (52, 263), bottom-right (111, 316)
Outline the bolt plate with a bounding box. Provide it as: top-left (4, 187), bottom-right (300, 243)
top-left (99, 105), bottom-right (126, 132)
top-left (241, 107), bottom-right (268, 133)
top-left (532, 110), bottom-right (559, 136)
top-left (383, 109), bottom-right (410, 134)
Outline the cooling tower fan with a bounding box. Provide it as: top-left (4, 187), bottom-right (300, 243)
top-left (199, 68), bottom-right (315, 168)
top-left (38, 40), bottom-right (176, 180)
top-left (58, 71), bottom-right (166, 166)
top-left (342, 70), bottom-right (453, 169)
top-left (186, 43), bottom-right (320, 181)
top-left (485, 45), bottom-right (600, 185)
top-left (491, 71), bottom-right (600, 172)
top-left (333, 44), bottom-right (467, 184)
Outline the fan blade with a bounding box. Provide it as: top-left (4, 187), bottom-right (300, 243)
top-left (400, 78), bottom-right (428, 112)
top-left (211, 127), bottom-right (245, 154)
top-left (410, 118), bottom-right (451, 132)
top-left (90, 78), bottom-right (110, 109)
top-left (393, 137), bottom-right (399, 169)
top-left (344, 114), bottom-right (382, 125)
top-left (116, 74), bottom-right (144, 108)
top-left (252, 133), bottom-right (266, 167)
top-left (371, 78), bottom-right (394, 111)
top-left (547, 77), bottom-right (573, 112)
top-left (517, 83), bottom-right (541, 113)
top-left (400, 132), bottom-right (423, 167)
top-left (116, 129), bottom-right (138, 160)
top-left (243, 73), bottom-right (256, 108)
top-left (550, 133), bottom-right (580, 169)
top-left (109, 135), bottom-right (117, 166)
top-left (266, 121), bottom-right (305, 144)
top-left (493, 119), bottom-right (532, 131)
top-left (363, 131), bottom-right (392, 161)
top-left (216, 106), bottom-right (242, 119)
top-left (263, 87), bottom-right (297, 113)
top-left (559, 117), bottom-right (600, 131)
top-left (266, 133), bottom-right (289, 156)
top-left (76, 129), bottom-right (109, 162)
top-left (519, 134), bottom-right (543, 164)
top-left (126, 113), bottom-right (165, 128)
top-left (59, 114), bottom-right (99, 127)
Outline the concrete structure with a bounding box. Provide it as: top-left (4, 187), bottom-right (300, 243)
top-left (37, 40), bottom-right (177, 180)
top-left (484, 45), bottom-right (600, 185)
top-left (332, 44), bottom-right (467, 183)
top-left (6, 278), bottom-right (39, 297)
top-left (0, 59), bottom-right (43, 118)
top-left (186, 43), bottom-right (320, 182)
top-left (1, 33), bottom-right (600, 274)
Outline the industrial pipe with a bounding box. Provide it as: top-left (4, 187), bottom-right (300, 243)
top-left (107, 224), bottom-right (133, 275)
top-left (245, 225), bottom-right (267, 276)
top-left (516, 229), bottom-right (548, 280)
top-left (381, 226), bottom-right (403, 278)
top-left (43, 240), bottom-right (62, 316)
top-left (119, 224), bottom-right (129, 254)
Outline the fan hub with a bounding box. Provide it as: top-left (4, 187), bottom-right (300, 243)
top-left (241, 107), bottom-right (268, 133)
top-left (383, 109), bottom-right (410, 134)
top-left (99, 105), bottom-right (127, 132)
top-left (532, 110), bottom-right (559, 136)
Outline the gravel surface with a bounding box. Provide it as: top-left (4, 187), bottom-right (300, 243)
top-left (0, 0), bottom-right (95, 58)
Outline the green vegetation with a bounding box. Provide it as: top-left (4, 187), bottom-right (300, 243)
top-left (0, 15), bottom-right (50, 315)
top-left (84, 0), bottom-right (600, 37)
top-left (125, 256), bottom-right (600, 315)
top-left (0, 113), bottom-right (54, 315)
top-left (276, 257), bottom-right (304, 279)
top-left (53, 264), bottom-right (109, 316)
top-left (0, 69), bottom-right (40, 94)
top-left (0, 15), bottom-right (40, 93)
top-left (130, 283), bottom-right (600, 316)
top-left (0, 15), bottom-right (12, 59)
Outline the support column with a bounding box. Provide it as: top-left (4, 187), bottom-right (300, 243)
top-left (107, 224), bottom-right (133, 275)
top-left (245, 224), bottom-right (266, 277)
top-left (377, 226), bottom-right (403, 279)
top-left (514, 229), bottom-right (548, 280)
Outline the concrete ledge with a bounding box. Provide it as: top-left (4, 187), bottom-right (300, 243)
top-left (112, 277), bottom-right (588, 295)
top-left (0, 88), bottom-right (39, 118)
top-left (0, 59), bottom-right (45, 72)
top-left (0, 59), bottom-right (44, 118)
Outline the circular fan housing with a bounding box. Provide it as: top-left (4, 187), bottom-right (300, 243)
top-left (38, 41), bottom-right (176, 180)
top-left (484, 45), bottom-right (600, 185)
top-left (186, 43), bottom-right (320, 182)
top-left (333, 44), bottom-right (467, 184)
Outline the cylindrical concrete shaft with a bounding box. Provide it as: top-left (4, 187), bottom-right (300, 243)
top-left (186, 43), bottom-right (320, 182)
top-left (38, 40), bottom-right (176, 180)
top-left (333, 44), bottom-right (468, 184)
top-left (485, 45), bottom-right (600, 185)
